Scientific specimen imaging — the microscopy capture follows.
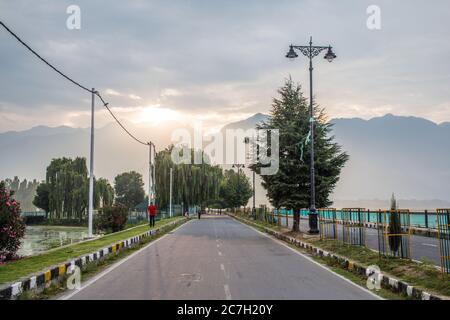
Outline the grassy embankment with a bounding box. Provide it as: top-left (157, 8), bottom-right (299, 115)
top-left (0, 216), bottom-right (184, 285)
top-left (232, 212), bottom-right (450, 299)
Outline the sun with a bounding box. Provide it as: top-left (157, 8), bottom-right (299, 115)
top-left (135, 105), bottom-right (181, 124)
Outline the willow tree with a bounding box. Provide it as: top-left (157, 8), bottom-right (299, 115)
top-left (155, 146), bottom-right (223, 211)
top-left (44, 157), bottom-right (88, 220)
top-left (33, 157), bottom-right (114, 221)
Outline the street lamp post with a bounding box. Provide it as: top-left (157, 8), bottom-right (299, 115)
top-left (232, 163), bottom-right (245, 213)
top-left (285, 36), bottom-right (337, 234)
top-left (169, 167), bottom-right (173, 217)
top-left (244, 137), bottom-right (256, 219)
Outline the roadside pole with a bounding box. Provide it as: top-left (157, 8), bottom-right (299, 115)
top-left (169, 167), bottom-right (173, 217)
top-left (88, 88), bottom-right (95, 238)
top-left (148, 142), bottom-right (153, 223)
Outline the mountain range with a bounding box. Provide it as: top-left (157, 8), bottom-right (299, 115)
top-left (1, 113), bottom-right (449, 209)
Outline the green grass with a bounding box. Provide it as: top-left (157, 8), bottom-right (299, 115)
top-left (325, 263), bottom-right (408, 300)
top-left (311, 239), bottom-right (450, 297)
top-left (232, 213), bottom-right (450, 299)
top-left (0, 217), bottom-right (184, 285)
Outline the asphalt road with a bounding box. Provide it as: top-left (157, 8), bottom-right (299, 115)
top-left (62, 215), bottom-right (378, 300)
top-left (296, 218), bottom-right (440, 265)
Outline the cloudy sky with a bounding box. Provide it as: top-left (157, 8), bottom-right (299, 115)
top-left (1, 0), bottom-right (449, 134)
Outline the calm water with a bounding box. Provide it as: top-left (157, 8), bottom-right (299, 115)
top-left (273, 209), bottom-right (439, 229)
top-left (18, 226), bottom-right (88, 257)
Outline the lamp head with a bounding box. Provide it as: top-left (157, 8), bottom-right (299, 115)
top-left (285, 45), bottom-right (298, 60)
top-left (324, 46), bottom-right (336, 62)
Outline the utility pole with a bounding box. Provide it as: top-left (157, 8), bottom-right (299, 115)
top-left (169, 167), bottom-right (173, 217)
top-left (88, 88), bottom-right (95, 238)
top-left (148, 142), bottom-right (156, 220)
top-left (148, 143), bottom-right (152, 222)
top-left (244, 136), bottom-right (257, 219)
top-left (252, 169), bottom-right (256, 218)
top-left (232, 163), bottom-right (245, 211)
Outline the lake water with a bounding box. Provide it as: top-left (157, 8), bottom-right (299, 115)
top-left (273, 209), bottom-right (439, 229)
top-left (18, 225), bottom-right (88, 257)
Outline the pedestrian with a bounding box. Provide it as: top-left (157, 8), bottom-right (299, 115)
top-left (198, 209), bottom-right (201, 220)
top-left (148, 202), bottom-right (157, 228)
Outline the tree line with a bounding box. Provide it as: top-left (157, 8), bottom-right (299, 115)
top-left (26, 150), bottom-right (251, 222)
top-left (155, 146), bottom-right (251, 212)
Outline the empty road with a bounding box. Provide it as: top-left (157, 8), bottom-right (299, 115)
top-left (62, 215), bottom-right (379, 300)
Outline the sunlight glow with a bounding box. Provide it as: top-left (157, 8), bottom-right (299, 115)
top-left (134, 105), bottom-right (182, 125)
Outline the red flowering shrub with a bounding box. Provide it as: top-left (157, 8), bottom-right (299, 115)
top-left (95, 204), bottom-right (128, 233)
top-left (0, 181), bottom-right (26, 262)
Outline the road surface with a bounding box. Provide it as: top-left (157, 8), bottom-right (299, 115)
top-left (62, 215), bottom-right (378, 300)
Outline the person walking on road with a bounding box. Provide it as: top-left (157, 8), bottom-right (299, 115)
top-left (148, 202), bottom-right (157, 228)
top-left (198, 209), bottom-right (201, 220)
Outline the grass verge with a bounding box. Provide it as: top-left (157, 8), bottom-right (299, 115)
top-left (0, 217), bottom-right (184, 285)
top-left (232, 213), bottom-right (450, 299)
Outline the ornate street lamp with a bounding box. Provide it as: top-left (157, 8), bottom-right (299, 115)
top-left (232, 163), bottom-right (245, 212)
top-left (244, 137), bottom-right (257, 220)
top-left (285, 36), bottom-right (336, 234)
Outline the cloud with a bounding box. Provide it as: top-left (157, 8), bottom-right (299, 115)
top-left (105, 89), bottom-right (121, 96)
top-left (0, 0), bottom-right (449, 133)
top-left (128, 94), bottom-right (142, 100)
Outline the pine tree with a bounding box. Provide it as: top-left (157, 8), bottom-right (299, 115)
top-left (389, 193), bottom-right (402, 255)
top-left (252, 78), bottom-right (348, 232)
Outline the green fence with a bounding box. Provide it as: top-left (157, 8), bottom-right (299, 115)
top-left (377, 210), bottom-right (411, 259)
top-left (437, 209), bottom-right (450, 274)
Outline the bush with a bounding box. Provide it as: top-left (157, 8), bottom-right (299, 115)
top-left (95, 204), bottom-right (128, 233)
top-left (0, 181), bottom-right (26, 262)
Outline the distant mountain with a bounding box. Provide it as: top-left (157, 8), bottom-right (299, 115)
top-left (0, 121), bottom-right (180, 186)
top-left (217, 113), bottom-right (450, 208)
top-left (1, 113), bottom-right (449, 209)
top-left (3, 125), bottom-right (82, 137)
top-left (221, 112), bottom-right (268, 131)
top-left (330, 114), bottom-right (450, 204)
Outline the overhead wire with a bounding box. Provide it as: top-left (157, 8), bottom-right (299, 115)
top-left (0, 20), bottom-right (150, 146)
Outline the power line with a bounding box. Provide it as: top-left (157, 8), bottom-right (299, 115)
top-left (0, 21), bottom-right (91, 93)
top-left (95, 91), bottom-right (149, 146)
top-left (0, 20), bottom-right (149, 146)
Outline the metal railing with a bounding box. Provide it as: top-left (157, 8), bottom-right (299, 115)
top-left (437, 209), bottom-right (450, 274)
